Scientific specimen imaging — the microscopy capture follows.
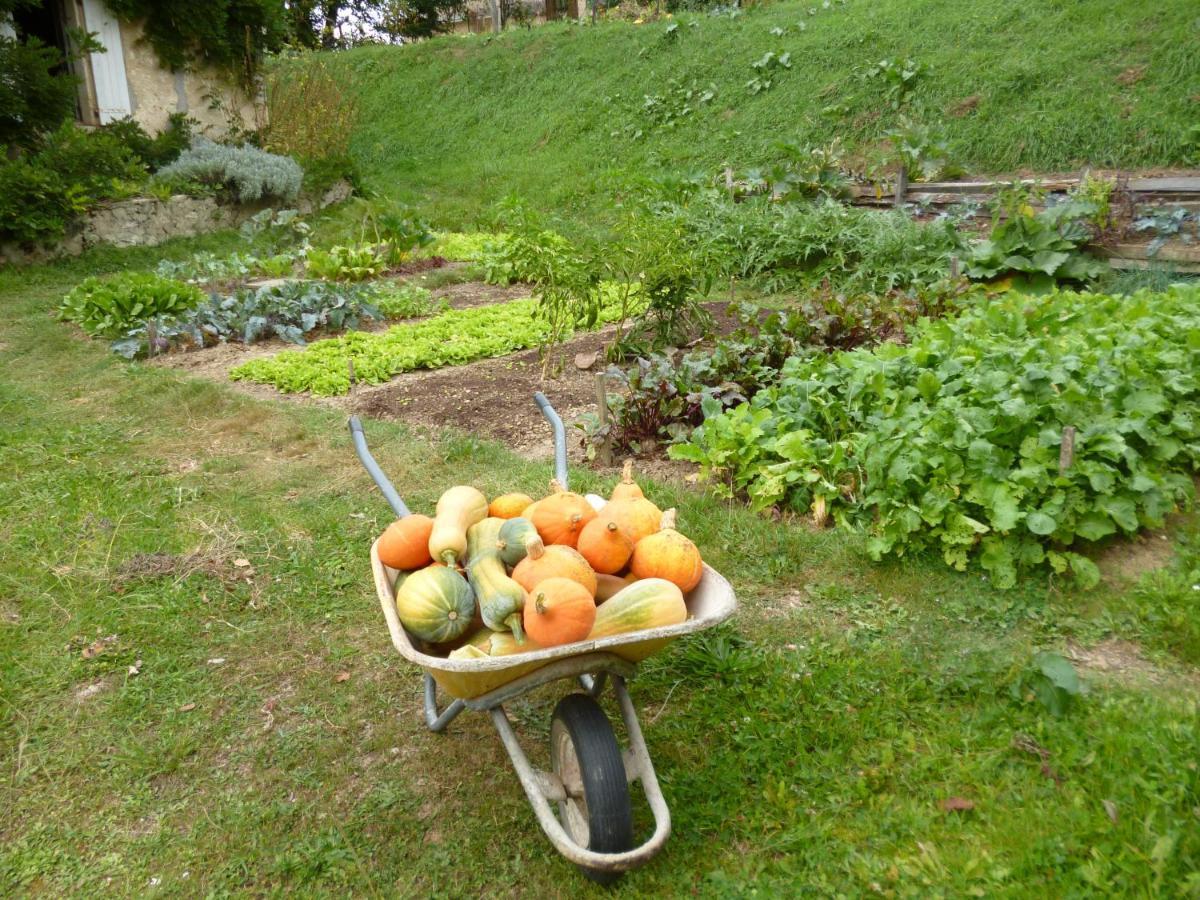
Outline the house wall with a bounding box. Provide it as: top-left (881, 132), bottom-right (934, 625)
top-left (115, 18), bottom-right (261, 137)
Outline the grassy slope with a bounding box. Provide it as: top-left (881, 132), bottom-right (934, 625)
top-left (325, 0), bottom-right (1200, 227)
top-left (2, 237), bottom-right (1199, 895)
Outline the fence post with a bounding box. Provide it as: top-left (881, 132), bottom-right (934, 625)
top-left (894, 162), bottom-right (908, 209)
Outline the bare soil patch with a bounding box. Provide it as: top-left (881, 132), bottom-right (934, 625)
top-left (149, 289), bottom-right (739, 469)
top-left (1065, 637), bottom-right (1200, 690)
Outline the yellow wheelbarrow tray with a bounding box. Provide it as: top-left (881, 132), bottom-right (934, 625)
top-left (349, 394), bottom-right (736, 882)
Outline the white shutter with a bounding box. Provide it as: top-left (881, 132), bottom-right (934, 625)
top-left (81, 0), bottom-right (131, 124)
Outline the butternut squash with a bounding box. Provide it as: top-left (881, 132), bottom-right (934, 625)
top-left (428, 485), bottom-right (488, 566)
top-left (465, 517), bottom-right (526, 641)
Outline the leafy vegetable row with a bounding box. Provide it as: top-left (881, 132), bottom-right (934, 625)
top-left (230, 290), bottom-right (636, 396)
top-left (672, 285), bottom-right (1200, 587)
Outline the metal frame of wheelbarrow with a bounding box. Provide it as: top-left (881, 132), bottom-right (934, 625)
top-left (348, 392), bottom-right (733, 879)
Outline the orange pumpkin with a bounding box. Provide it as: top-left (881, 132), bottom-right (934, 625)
top-left (597, 495), bottom-right (662, 545)
top-left (610, 459), bottom-right (646, 502)
top-left (377, 515), bottom-right (435, 570)
top-left (576, 519), bottom-right (633, 575)
top-left (523, 577), bottom-right (596, 647)
top-left (629, 508), bottom-right (703, 592)
top-left (489, 492), bottom-right (534, 519)
top-left (594, 572), bottom-right (637, 602)
top-left (511, 545), bottom-right (598, 597)
top-left (530, 480), bottom-right (596, 548)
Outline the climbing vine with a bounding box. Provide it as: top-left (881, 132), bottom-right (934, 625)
top-left (103, 0), bottom-right (288, 85)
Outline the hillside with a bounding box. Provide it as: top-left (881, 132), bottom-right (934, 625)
top-left (310, 0), bottom-right (1199, 227)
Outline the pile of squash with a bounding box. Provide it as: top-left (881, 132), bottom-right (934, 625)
top-left (375, 461), bottom-right (704, 659)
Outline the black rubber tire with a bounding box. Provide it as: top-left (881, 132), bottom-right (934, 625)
top-left (550, 693), bottom-right (634, 884)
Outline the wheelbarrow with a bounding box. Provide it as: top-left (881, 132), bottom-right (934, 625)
top-left (348, 393), bottom-right (736, 882)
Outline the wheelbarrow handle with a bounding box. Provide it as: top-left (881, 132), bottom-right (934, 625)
top-left (348, 415), bottom-right (411, 518)
top-left (534, 392), bottom-right (569, 490)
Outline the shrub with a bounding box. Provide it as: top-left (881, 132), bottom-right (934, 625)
top-left (155, 139), bottom-right (303, 204)
top-left (101, 114), bottom-right (194, 171)
top-left (264, 53), bottom-right (359, 162)
top-left (0, 35), bottom-right (77, 149)
top-left (59, 273), bottom-right (205, 338)
top-left (0, 123), bottom-right (147, 243)
top-left (0, 160), bottom-right (78, 244)
top-left (674, 285), bottom-right (1200, 587)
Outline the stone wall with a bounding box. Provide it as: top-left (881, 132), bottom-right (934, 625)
top-left (117, 19), bottom-right (262, 138)
top-left (0, 181), bottom-right (352, 266)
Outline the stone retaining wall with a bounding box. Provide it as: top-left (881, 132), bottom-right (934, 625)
top-left (1, 181), bottom-right (353, 266)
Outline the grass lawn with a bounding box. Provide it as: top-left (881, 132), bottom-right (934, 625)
top-left (314, 0), bottom-right (1200, 229)
top-left (2, 235), bottom-right (1199, 896)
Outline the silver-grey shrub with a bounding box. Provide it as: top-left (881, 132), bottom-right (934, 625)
top-left (155, 138), bottom-right (303, 204)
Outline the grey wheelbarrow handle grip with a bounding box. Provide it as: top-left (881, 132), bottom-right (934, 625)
top-left (348, 416), bottom-right (411, 518)
top-left (533, 392), bottom-right (569, 490)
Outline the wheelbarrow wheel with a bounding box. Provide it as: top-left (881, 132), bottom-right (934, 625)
top-left (550, 693), bottom-right (634, 884)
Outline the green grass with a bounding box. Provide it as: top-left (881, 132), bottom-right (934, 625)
top-left (311, 0), bottom-right (1200, 229)
top-left (3, 237), bottom-right (1200, 895)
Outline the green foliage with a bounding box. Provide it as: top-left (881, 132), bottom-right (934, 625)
top-left (0, 35), bottom-right (77, 148)
top-left (0, 123), bottom-right (149, 243)
top-left (884, 115), bottom-right (958, 182)
top-left (305, 243), bottom-right (387, 281)
top-left (373, 282), bottom-right (445, 319)
top-left (156, 249), bottom-right (301, 285)
top-left (110, 281), bottom-right (387, 358)
top-left (674, 285), bottom-right (1200, 587)
top-left (638, 79), bottom-right (717, 132)
top-left (230, 292), bottom-right (641, 396)
top-left (100, 114), bottom-right (194, 171)
top-left (379, 0), bottom-right (468, 40)
top-left (859, 56), bottom-right (925, 109)
top-left (964, 190), bottom-right (1108, 289)
top-left (155, 139), bottom-right (303, 204)
top-left (746, 50), bottom-right (791, 95)
top-left (59, 272), bottom-right (204, 338)
top-left (1012, 652), bottom-right (1084, 717)
top-left (103, 0), bottom-right (287, 84)
top-left (664, 194), bottom-right (960, 294)
top-left (360, 203), bottom-right (434, 266)
top-left (421, 231), bottom-right (500, 262)
top-left (602, 207), bottom-right (714, 355)
top-left (583, 288), bottom-right (963, 456)
top-left (485, 201), bottom-right (601, 358)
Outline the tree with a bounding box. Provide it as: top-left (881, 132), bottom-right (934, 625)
top-left (377, 0), bottom-right (466, 41)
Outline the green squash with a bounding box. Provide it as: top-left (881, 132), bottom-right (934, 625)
top-left (496, 516), bottom-right (544, 568)
top-left (466, 517), bottom-right (527, 641)
top-left (395, 565), bottom-right (476, 644)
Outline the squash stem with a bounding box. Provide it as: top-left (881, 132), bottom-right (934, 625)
top-left (506, 613), bottom-right (526, 643)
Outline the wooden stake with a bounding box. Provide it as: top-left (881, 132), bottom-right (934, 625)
top-left (894, 162), bottom-right (908, 209)
top-left (595, 373), bottom-right (613, 466)
top-left (347, 359), bottom-right (356, 394)
top-left (724, 166), bottom-right (734, 201)
top-left (1059, 426), bottom-right (1076, 475)
top-left (146, 322), bottom-right (157, 358)
top-left (949, 255), bottom-right (960, 279)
